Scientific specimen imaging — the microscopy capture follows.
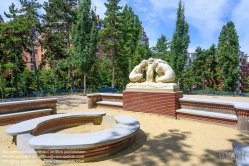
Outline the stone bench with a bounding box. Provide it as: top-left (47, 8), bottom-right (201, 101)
top-left (0, 98), bottom-right (57, 125)
top-left (176, 109), bottom-right (238, 125)
top-left (87, 93), bottom-right (123, 109)
top-left (0, 108), bottom-right (53, 125)
top-left (6, 112), bottom-right (106, 144)
top-left (178, 98), bottom-right (249, 129)
top-left (6, 112), bottom-right (139, 162)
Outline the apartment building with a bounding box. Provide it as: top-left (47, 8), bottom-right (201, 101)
top-left (0, 15), bottom-right (4, 23)
top-left (237, 52), bottom-right (249, 92)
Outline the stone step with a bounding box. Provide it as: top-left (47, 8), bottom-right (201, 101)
top-left (176, 109), bottom-right (238, 120)
top-left (96, 101), bottom-right (123, 109)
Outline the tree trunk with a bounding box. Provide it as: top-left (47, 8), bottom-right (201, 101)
top-left (13, 70), bottom-right (19, 97)
top-left (30, 35), bottom-right (40, 92)
top-left (111, 52), bottom-right (115, 88)
top-left (66, 24), bottom-right (74, 90)
top-left (83, 73), bottom-right (86, 95)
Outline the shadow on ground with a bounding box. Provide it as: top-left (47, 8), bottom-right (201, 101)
top-left (102, 129), bottom-right (193, 166)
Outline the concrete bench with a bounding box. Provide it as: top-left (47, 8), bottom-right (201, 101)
top-left (6, 112), bottom-right (139, 162)
top-left (87, 93), bottom-right (123, 109)
top-left (6, 112), bottom-right (106, 137)
top-left (176, 108), bottom-right (238, 126)
top-left (179, 98), bottom-right (249, 128)
top-left (176, 109), bottom-right (238, 120)
top-left (0, 98), bottom-right (58, 125)
top-left (0, 108), bottom-right (53, 125)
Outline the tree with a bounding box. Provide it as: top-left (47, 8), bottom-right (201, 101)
top-left (0, 16), bottom-right (27, 97)
top-left (42, 0), bottom-right (77, 90)
top-left (5, 0), bottom-right (42, 92)
top-left (216, 21), bottom-right (240, 91)
top-left (182, 47), bottom-right (207, 90)
top-left (151, 35), bottom-right (170, 62)
top-left (170, 0), bottom-right (190, 84)
top-left (72, 0), bottom-right (98, 95)
top-left (131, 43), bottom-right (151, 70)
top-left (99, 0), bottom-right (122, 88)
top-left (205, 44), bottom-right (218, 90)
top-left (115, 5), bottom-right (142, 87)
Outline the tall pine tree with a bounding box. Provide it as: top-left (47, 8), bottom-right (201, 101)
top-left (170, 0), bottom-right (190, 84)
top-left (99, 0), bottom-right (122, 88)
top-left (151, 35), bottom-right (170, 62)
top-left (216, 21), bottom-right (240, 91)
top-left (43, 0), bottom-right (77, 89)
top-left (5, 0), bottom-right (42, 92)
top-left (72, 0), bottom-right (98, 95)
top-left (116, 5), bottom-right (142, 87)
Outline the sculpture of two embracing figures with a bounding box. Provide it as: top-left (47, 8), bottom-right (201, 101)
top-left (129, 58), bottom-right (175, 84)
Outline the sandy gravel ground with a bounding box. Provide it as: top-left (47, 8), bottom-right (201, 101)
top-left (1, 94), bottom-right (249, 166)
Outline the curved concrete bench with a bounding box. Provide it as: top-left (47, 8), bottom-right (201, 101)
top-left (29, 115), bottom-right (139, 162)
top-left (6, 112), bottom-right (106, 144)
top-left (6, 112), bottom-right (140, 162)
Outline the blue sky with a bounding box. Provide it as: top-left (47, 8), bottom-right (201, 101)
top-left (1, 0), bottom-right (248, 54)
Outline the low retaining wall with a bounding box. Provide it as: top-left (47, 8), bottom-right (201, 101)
top-left (0, 98), bottom-right (58, 114)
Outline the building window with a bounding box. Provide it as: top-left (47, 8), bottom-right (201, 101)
top-left (31, 64), bottom-right (35, 71)
top-left (96, 53), bottom-right (99, 59)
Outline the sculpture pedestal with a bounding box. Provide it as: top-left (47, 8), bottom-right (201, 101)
top-left (123, 90), bottom-right (183, 117)
top-left (126, 82), bottom-right (180, 92)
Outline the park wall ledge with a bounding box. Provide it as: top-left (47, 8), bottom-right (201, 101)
top-left (179, 98), bottom-right (249, 111)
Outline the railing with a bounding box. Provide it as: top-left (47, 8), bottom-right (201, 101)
top-left (183, 89), bottom-right (249, 97)
top-left (0, 88), bottom-right (125, 99)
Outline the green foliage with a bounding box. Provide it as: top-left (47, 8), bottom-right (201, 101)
top-left (151, 35), bottom-right (170, 62)
top-left (182, 45), bottom-right (219, 91)
top-left (72, 0), bottom-right (98, 94)
top-left (170, 0), bottom-right (190, 82)
top-left (99, 0), bottom-right (122, 88)
top-left (115, 5), bottom-right (142, 88)
top-left (87, 56), bottom-right (112, 88)
top-left (131, 43), bottom-right (151, 70)
top-left (5, 0), bottom-right (43, 92)
top-left (42, 0), bottom-right (77, 89)
top-left (216, 21), bottom-right (240, 91)
top-left (0, 14), bottom-right (27, 96)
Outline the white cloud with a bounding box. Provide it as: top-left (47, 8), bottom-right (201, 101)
top-left (232, 0), bottom-right (249, 54)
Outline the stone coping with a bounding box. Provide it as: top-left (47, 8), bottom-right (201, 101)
top-left (97, 101), bottom-right (123, 106)
top-left (87, 93), bottom-right (122, 97)
top-left (232, 143), bottom-right (249, 166)
top-left (0, 98), bottom-right (58, 106)
top-left (180, 98), bottom-right (249, 111)
top-left (0, 108), bottom-right (52, 118)
top-left (5, 112), bottom-right (106, 136)
top-left (28, 115), bottom-right (140, 149)
top-left (176, 109), bottom-right (238, 120)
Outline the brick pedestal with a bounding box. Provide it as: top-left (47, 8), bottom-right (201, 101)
top-left (123, 91), bottom-right (183, 117)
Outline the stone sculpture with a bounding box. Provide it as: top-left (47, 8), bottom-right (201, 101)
top-left (154, 59), bottom-right (175, 83)
top-left (129, 60), bottom-right (147, 83)
top-left (129, 58), bottom-right (175, 83)
top-left (145, 58), bottom-right (156, 83)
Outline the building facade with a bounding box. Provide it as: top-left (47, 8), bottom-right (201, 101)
top-left (237, 52), bottom-right (249, 92)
